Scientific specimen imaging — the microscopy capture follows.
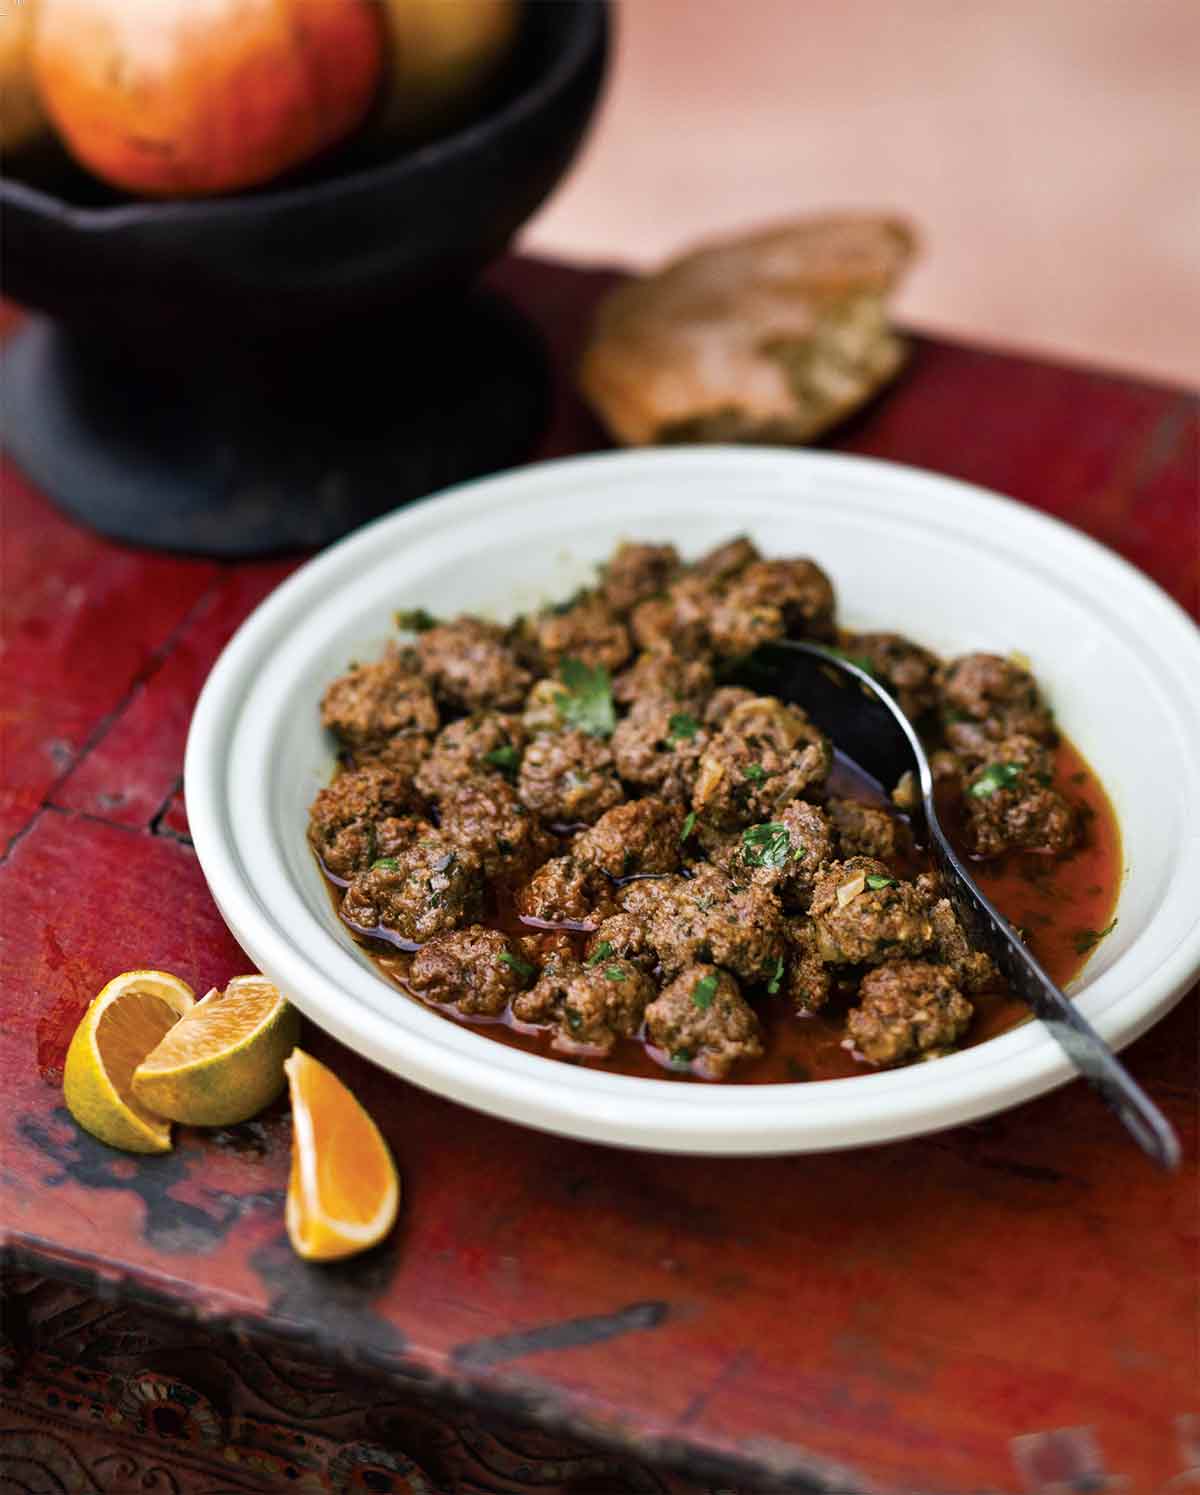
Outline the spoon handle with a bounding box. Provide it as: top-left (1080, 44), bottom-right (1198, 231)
top-left (930, 833), bottom-right (1181, 1171)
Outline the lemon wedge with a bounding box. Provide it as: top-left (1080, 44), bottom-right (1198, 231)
top-left (284, 1048), bottom-right (400, 1262)
top-left (63, 970), bottom-right (195, 1153)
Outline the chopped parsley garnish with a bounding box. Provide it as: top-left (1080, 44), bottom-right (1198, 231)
top-left (483, 744), bottom-right (521, 775)
top-left (670, 1048), bottom-right (692, 1067)
top-left (667, 711), bottom-right (701, 742)
top-left (604, 965), bottom-right (627, 982)
top-left (765, 956), bottom-right (785, 995)
top-left (865, 874), bottom-right (897, 890)
top-left (498, 950), bottom-right (536, 981)
top-left (586, 940), bottom-right (614, 966)
top-left (680, 810), bottom-right (697, 842)
top-left (1073, 918), bottom-right (1118, 956)
top-left (692, 973), bottom-right (719, 1009)
top-left (371, 857), bottom-right (400, 871)
top-left (826, 645), bottom-right (876, 676)
top-left (557, 657), bottom-right (616, 738)
top-left (969, 762), bottom-right (1023, 798)
top-left (741, 821), bottom-right (792, 869)
top-left (565, 1007), bottom-right (583, 1032)
top-left (395, 607), bottom-right (438, 632)
top-left (744, 763), bottom-right (767, 785)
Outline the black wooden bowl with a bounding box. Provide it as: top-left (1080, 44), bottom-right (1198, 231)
top-left (0, 2), bottom-right (609, 553)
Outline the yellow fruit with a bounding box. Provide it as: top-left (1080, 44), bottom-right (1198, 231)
top-left (63, 970), bottom-right (195, 1154)
top-left (0, 0), bottom-right (49, 154)
top-left (372, 0), bottom-right (520, 145)
top-left (132, 975), bottom-right (299, 1127)
top-left (284, 1049), bottom-right (399, 1262)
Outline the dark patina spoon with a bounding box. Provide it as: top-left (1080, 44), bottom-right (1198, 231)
top-left (733, 639), bottom-right (1180, 1171)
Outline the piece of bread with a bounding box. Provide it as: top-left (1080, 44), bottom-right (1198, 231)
top-left (579, 214), bottom-right (917, 447)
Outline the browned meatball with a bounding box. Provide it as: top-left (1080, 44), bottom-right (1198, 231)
top-left (407, 926), bottom-right (532, 1016)
top-left (522, 678), bottom-right (570, 733)
top-left (584, 913), bottom-right (658, 974)
top-left (438, 779), bottom-right (555, 880)
top-left (601, 541), bottom-right (680, 615)
top-left (511, 958), bottom-right (655, 1055)
top-left (629, 574), bottom-right (718, 658)
top-left (846, 961), bottom-right (973, 1066)
top-left (321, 648), bottom-right (439, 749)
top-left (706, 591), bottom-right (787, 658)
top-left (702, 799), bottom-right (835, 911)
top-left (917, 883), bottom-right (997, 992)
top-left (962, 736), bottom-right (1077, 857)
top-left (828, 797), bottom-right (911, 863)
top-left (841, 632), bottom-right (941, 722)
top-left (621, 864), bottom-right (786, 984)
top-left (520, 594), bottom-right (631, 674)
top-left (644, 964), bottom-right (763, 1079)
top-left (307, 764), bottom-right (426, 879)
top-left (938, 652), bottom-right (1055, 760)
top-left (808, 857), bottom-right (934, 966)
top-left (414, 713), bottom-right (528, 800)
top-left (572, 796), bottom-right (685, 879)
top-left (415, 616), bottom-right (532, 712)
top-left (518, 730), bottom-right (625, 825)
top-left (612, 649), bottom-right (713, 711)
top-left (785, 920), bottom-right (833, 1013)
top-left (341, 833), bottom-right (484, 942)
top-left (610, 702), bottom-right (708, 805)
top-left (692, 535), bottom-right (760, 583)
top-left (715, 557), bottom-right (836, 646)
top-left (703, 685), bottom-right (757, 725)
top-left (692, 696), bottom-right (832, 829)
top-left (517, 855), bottom-right (617, 927)
top-left (353, 731), bottom-right (432, 777)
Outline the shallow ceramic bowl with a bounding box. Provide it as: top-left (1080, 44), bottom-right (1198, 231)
top-left (184, 449), bottom-right (1200, 1154)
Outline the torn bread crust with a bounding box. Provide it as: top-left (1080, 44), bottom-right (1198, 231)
top-left (579, 214), bottom-right (917, 447)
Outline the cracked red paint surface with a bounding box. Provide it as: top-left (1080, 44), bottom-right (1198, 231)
top-left (0, 258), bottom-right (1196, 1495)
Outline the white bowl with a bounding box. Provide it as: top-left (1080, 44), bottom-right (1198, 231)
top-left (185, 448), bottom-right (1200, 1155)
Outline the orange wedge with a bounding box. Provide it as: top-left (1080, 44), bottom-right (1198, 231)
top-left (283, 1049), bottom-right (400, 1262)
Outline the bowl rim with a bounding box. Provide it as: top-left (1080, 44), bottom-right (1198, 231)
top-left (184, 446), bottom-right (1200, 1155)
top-left (0, 0), bottom-right (608, 231)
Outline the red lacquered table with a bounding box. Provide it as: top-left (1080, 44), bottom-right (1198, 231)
top-left (1, 257), bottom-right (1197, 1495)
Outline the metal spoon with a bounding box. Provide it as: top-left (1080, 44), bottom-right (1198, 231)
top-left (732, 638), bottom-right (1180, 1171)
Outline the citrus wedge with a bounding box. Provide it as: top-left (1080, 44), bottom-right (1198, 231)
top-left (284, 1049), bottom-right (400, 1262)
top-left (132, 975), bottom-right (300, 1127)
top-left (63, 970), bottom-right (196, 1153)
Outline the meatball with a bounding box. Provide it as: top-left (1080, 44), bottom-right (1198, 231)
top-left (715, 557), bottom-right (836, 646)
top-left (518, 730), bottom-right (625, 825)
top-left (415, 616), bottom-right (531, 712)
top-left (511, 958), bottom-right (655, 1055)
top-left (846, 962), bottom-right (973, 1066)
top-left (612, 650), bottom-right (714, 712)
top-left (703, 686), bottom-right (757, 726)
top-left (630, 574), bottom-right (718, 658)
top-left (644, 964), bottom-right (764, 1079)
top-left (521, 594), bottom-right (631, 674)
top-left (414, 713), bottom-right (528, 800)
top-left (785, 920), bottom-right (833, 1013)
top-left (438, 779), bottom-right (554, 881)
top-left (584, 913), bottom-right (658, 975)
top-left (517, 855), bottom-right (616, 927)
top-left (354, 731), bottom-right (432, 778)
top-left (706, 590), bottom-right (787, 658)
top-left (621, 864), bottom-right (787, 984)
top-left (692, 535), bottom-right (760, 583)
top-left (828, 797), bottom-right (911, 863)
top-left (692, 696), bottom-right (832, 829)
top-left (702, 799), bottom-right (835, 911)
top-left (522, 677), bottom-right (570, 733)
top-left (321, 648), bottom-right (439, 750)
top-left (341, 833), bottom-right (484, 942)
top-left (407, 927), bottom-right (532, 1016)
top-left (572, 796), bottom-right (685, 879)
top-left (601, 541), bottom-right (680, 615)
top-left (808, 857), bottom-right (934, 966)
top-left (307, 763), bottom-right (425, 879)
top-left (962, 735), bottom-right (1077, 857)
top-left (841, 632), bottom-right (941, 722)
top-left (611, 702), bottom-right (708, 805)
top-left (918, 885), bottom-right (997, 993)
top-left (938, 652), bottom-right (1055, 760)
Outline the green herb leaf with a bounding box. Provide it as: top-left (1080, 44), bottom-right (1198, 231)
top-left (826, 645), bottom-right (877, 676)
top-left (395, 607), bottom-right (438, 632)
top-left (557, 657), bottom-right (616, 738)
top-left (483, 744), bottom-right (521, 774)
top-left (1072, 918), bottom-right (1118, 956)
top-left (604, 965), bottom-right (627, 982)
top-left (586, 940), bottom-right (614, 966)
top-left (680, 810), bottom-right (697, 842)
top-left (743, 763), bottom-right (767, 785)
top-left (371, 857), bottom-right (401, 871)
top-left (670, 1048), bottom-right (692, 1067)
top-left (765, 956), bottom-right (785, 995)
top-left (692, 973), bottom-right (719, 1009)
top-left (741, 821), bottom-right (792, 869)
top-left (969, 762), bottom-right (1023, 798)
top-left (498, 950), bottom-right (537, 982)
top-left (865, 874), bottom-right (897, 890)
top-left (667, 711), bottom-right (701, 742)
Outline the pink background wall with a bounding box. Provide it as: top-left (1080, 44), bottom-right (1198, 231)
top-left (522, 0), bottom-right (1199, 388)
